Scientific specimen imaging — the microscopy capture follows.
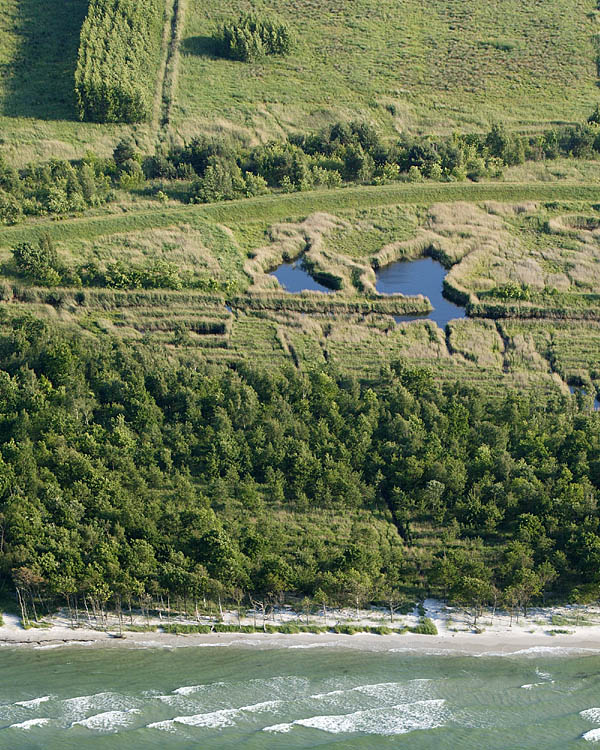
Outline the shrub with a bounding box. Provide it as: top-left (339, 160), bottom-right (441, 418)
top-left (411, 617), bottom-right (438, 635)
top-left (368, 625), bottom-right (393, 635)
top-left (75, 0), bottom-right (165, 122)
top-left (332, 624), bottom-right (360, 635)
top-left (12, 235), bottom-right (62, 286)
top-left (0, 190), bottom-right (22, 225)
top-left (216, 14), bottom-right (293, 62)
top-left (125, 624), bottom-right (157, 632)
top-left (162, 623), bottom-right (212, 634)
top-left (277, 623), bottom-right (302, 634)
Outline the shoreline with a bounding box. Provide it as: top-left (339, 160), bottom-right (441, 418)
top-left (2, 599), bottom-right (600, 655)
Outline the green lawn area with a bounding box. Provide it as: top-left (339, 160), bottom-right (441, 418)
top-left (173, 0), bottom-right (599, 145)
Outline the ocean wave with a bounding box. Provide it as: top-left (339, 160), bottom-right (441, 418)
top-left (520, 683), bottom-right (545, 689)
top-left (583, 728), bottom-right (600, 742)
top-left (61, 692), bottom-right (137, 719)
top-left (14, 696), bottom-right (52, 709)
top-left (311, 680), bottom-right (434, 707)
top-left (581, 708), bottom-right (600, 723)
top-left (478, 646), bottom-right (600, 658)
top-left (9, 718), bottom-right (50, 730)
top-left (264, 722), bottom-right (293, 733)
top-left (264, 698), bottom-right (448, 736)
top-left (147, 719), bottom-right (178, 732)
top-left (172, 682), bottom-right (225, 696)
top-left (147, 700), bottom-right (284, 732)
top-left (71, 709), bottom-right (140, 733)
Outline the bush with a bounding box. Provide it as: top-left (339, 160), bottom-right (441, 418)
top-left (75, 0), bottom-right (165, 122)
top-left (216, 14), bottom-right (293, 62)
top-left (125, 624), bottom-right (157, 632)
top-left (411, 617), bottom-right (438, 635)
top-left (368, 625), bottom-right (393, 635)
top-left (0, 190), bottom-right (22, 225)
top-left (162, 623), bottom-right (212, 634)
top-left (332, 624), bottom-right (360, 635)
top-left (277, 622), bottom-right (302, 634)
top-left (12, 235), bottom-right (62, 286)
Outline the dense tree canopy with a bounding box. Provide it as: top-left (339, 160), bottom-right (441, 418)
top-left (0, 315), bottom-right (598, 615)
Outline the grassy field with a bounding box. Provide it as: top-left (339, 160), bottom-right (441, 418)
top-left (0, 0), bottom-right (599, 165)
top-left (173, 0), bottom-right (599, 145)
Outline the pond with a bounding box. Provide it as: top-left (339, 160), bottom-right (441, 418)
top-left (568, 385), bottom-right (600, 411)
top-left (375, 256), bottom-right (466, 329)
top-left (271, 259), bottom-right (335, 294)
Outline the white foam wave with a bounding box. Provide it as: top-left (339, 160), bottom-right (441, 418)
top-left (14, 696), bottom-right (52, 709)
top-left (239, 700), bottom-right (283, 713)
top-left (288, 643), bottom-right (329, 649)
top-left (147, 700), bottom-right (284, 732)
top-left (172, 681), bottom-right (225, 696)
top-left (522, 680), bottom-right (555, 689)
top-left (264, 699), bottom-right (448, 736)
top-left (581, 708), bottom-right (600, 723)
top-left (71, 709), bottom-right (140, 733)
top-left (312, 680), bottom-right (433, 706)
top-left (535, 668), bottom-right (552, 680)
top-left (583, 728), bottom-right (600, 742)
top-left (172, 709), bottom-right (238, 729)
top-left (61, 692), bottom-right (134, 719)
top-left (33, 644), bottom-right (63, 650)
top-left (147, 719), bottom-right (177, 732)
top-left (478, 646), bottom-right (600, 658)
top-left (264, 722), bottom-right (293, 733)
top-left (311, 689), bottom-right (345, 699)
top-left (9, 718), bottom-right (50, 730)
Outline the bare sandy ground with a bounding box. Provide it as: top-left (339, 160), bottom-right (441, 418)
top-left (2, 599), bottom-right (600, 655)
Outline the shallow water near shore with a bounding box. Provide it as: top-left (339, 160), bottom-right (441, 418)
top-left (1, 646), bottom-right (600, 748)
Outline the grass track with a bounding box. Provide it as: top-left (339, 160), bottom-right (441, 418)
top-left (2, 182), bottom-right (600, 248)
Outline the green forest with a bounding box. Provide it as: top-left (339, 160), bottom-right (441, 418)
top-left (0, 314), bottom-right (598, 621)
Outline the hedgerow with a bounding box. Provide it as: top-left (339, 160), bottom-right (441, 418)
top-left (75, 0), bottom-right (165, 123)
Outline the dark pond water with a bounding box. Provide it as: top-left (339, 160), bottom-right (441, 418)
top-left (271, 259), bottom-right (335, 294)
top-left (568, 385), bottom-right (600, 411)
top-left (375, 256), bottom-right (466, 329)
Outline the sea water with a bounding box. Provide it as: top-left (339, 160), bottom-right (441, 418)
top-left (1, 644), bottom-right (600, 748)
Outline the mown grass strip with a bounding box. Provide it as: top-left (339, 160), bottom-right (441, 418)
top-left (1, 182), bottom-right (599, 248)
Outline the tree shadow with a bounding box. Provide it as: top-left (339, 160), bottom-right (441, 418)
top-left (181, 36), bottom-right (220, 58)
top-left (1, 0), bottom-right (89, 120)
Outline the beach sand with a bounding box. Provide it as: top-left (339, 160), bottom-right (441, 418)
top-left (2, 599), bottom-right (600, 655)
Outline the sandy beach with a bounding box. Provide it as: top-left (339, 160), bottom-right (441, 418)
top-left (2, 599), bottom-right (600, 655)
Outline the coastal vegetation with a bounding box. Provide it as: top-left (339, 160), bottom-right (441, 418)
top-left (0, 314), bottom-right (598, 627)
top-left (0, 0), bottom-right (599, 629)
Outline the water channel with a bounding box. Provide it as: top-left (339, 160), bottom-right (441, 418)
top-left (568, 385), bottom-right (600, 411)
top-left (271, 255), bottom-right (467, 329)
top-left (271, 259), bottom-right (335, 294)
top-left (375, 256), bottom-right (466, 329)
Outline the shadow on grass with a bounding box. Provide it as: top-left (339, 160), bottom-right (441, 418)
top-left (1, 0), bottom-right (88, 120)
top-left (181, 35), bottom-right (220, 58)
